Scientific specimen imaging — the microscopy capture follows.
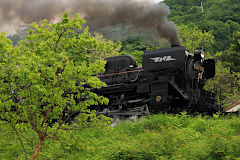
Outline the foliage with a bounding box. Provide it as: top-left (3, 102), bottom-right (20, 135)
top-left (0, 13), bottom-right (120, 159)
top-left (204, 31), bottom-right (240, 106)
top-left (163, 0), bottom-right (240, 52)
top-left (119, 37), bottom-right (161, 66)
top-left (1, 113), bottom-right (239, 159)
top-left (178, 25), bottom-right (215, 53)
top-left (119, 25), bottom-right (215, 66)
top-left (198, 20), bottom-right (232, 52)
top-left (204, 62), bottom-right (240, 107)
top-left (120, 37), bottom-right (160, 53)
top-left (93, 32), bottom-right (121, 59)
top-left (217, 31), bottom-right (240, 72)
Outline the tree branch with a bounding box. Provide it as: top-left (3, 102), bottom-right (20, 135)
top-left (46, 112), bottom-right (76, 139)
top-left (41, 106), bottom-right (52, 127)
top-left (49, 136), bottom-right (60, 141)
top-left (60, 127), bottom-right (87, 130)
top-left (54, 28), bottom-right (68, 53)
top-left (31, 139), bottom-right (44, 160)
top-left (7, 121), bottom-right (28, 160)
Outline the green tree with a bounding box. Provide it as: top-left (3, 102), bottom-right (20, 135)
top-left (178, 25), bottom-right (214, 53)
top-left (204, 62), bottom-right (240, 107)
top-left (120, 37), bottom-right (160, 53)
top-left (119, 37), bottom-right (161, 65)
top-left (217, 31), bottom-right (240, 72)
top-left (197, 20), bottom-right (231, 51)
top-left (163, 0), bottom-right (240, 52)
top-left (0, 13), bottom-right (120, 160)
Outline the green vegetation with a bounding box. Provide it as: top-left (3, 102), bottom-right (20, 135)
top-left (164, 0), bottom-right (240, 52)
top-left (217, 31), bottom-right (240, 72)
top-left (1, 0), bottom-right (240, 158)
top-left (119, 37), bottom-right (159, 65)
top-left (204, 62), bottom-right (240, 107)
top-left (1, 113), bottom-right (239, 160)
top-left (0, 13), bottom-right (120, 159)
top-left (177, 25), bottom-right (214, 53)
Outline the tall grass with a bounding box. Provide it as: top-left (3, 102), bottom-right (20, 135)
top-left (0, 113), bottom-right (239, 160)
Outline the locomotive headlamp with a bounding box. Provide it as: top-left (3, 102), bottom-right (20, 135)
top-left (194, 50), bottom-right (204, 60)
top-left (201, 50), bottom-right (205, 59)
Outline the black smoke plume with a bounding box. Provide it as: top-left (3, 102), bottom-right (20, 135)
top-left (0, 0), bottom-right (180, 46)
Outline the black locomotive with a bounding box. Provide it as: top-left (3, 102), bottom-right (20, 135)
top-left (94, 46), bottom-right (223, 118)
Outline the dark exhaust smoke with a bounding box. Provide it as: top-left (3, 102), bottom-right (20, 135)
top-left (0, 0), bottom-right (181, 46)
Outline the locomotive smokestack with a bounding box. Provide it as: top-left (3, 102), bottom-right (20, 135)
top-left (0, 0), bottom-right (181, 46)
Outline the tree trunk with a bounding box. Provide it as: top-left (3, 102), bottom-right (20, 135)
top-left (31, 139), bottom-right (44, 160)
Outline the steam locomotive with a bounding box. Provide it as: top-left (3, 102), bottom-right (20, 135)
top-left (94, 46), bottom-right (223, 118)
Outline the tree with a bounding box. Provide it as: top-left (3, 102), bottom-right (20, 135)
top-left (163, 0), bottom-right (240, 52)
top-left (120, 37), bottom-right (160, 53)
top-left (178, 25), bottom-right (214, 53)
top-left (0, 13), bottom-right (120, 160)
top-left (197, 20), bottom-right (231, 52)
top-left (217, 31), bottom-right (240, 72)
top-left (204, 62), bottom-right (240, 107)
top-left (119, 37), bottom-right (161, 65)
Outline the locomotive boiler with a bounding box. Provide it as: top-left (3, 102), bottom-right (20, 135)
top-left (94, 46), bottom-right (223, 118)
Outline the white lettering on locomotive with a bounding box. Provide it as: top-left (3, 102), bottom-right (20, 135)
top-left (150, 56), bottom-right (176, 63)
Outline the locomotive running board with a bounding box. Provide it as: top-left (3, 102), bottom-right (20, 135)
top-left (97, 105), bottom-right (149, 116)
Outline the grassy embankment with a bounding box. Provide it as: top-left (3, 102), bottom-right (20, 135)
top-left (0, 113), bottom-right (239, 160)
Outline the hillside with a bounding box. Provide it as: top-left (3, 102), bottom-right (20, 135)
top-left (164, 0), bottom-right (240, 52)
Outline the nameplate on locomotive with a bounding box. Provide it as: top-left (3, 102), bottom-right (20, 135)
top-left (150, 56), bottom-right (176, 63)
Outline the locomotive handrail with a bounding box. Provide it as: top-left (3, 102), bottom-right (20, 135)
top-left (97, 69), bottom-right (143, 77)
